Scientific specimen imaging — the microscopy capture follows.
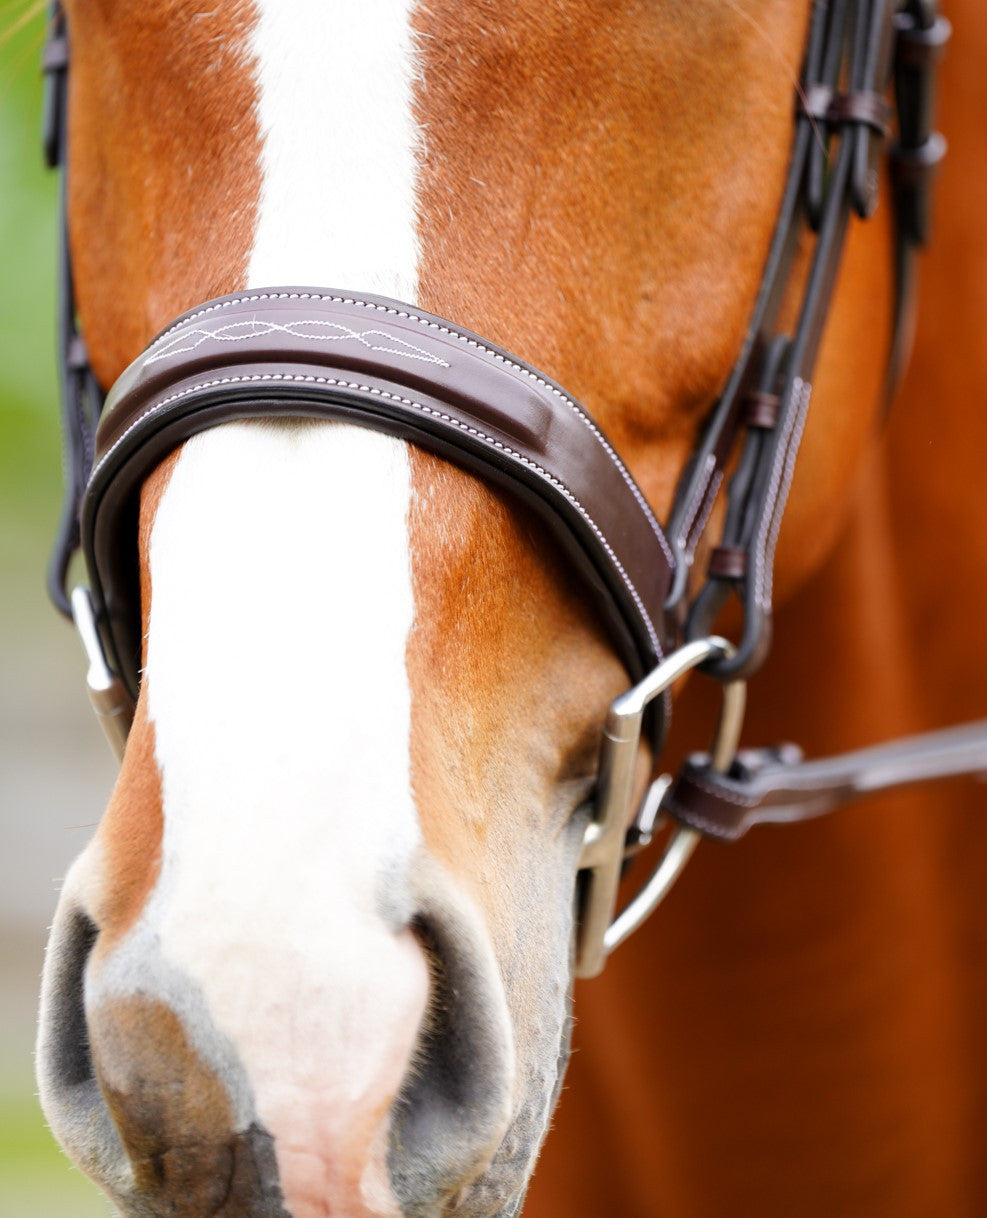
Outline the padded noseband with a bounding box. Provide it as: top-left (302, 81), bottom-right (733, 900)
top-left (86, 288), bottom-right (677, 706)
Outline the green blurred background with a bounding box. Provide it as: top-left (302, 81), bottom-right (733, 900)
top-left (1, 3), bottom-right (115, 1214)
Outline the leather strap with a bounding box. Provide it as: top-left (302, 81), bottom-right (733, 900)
top-left (667, 0), bottom-right (948, 680)
top-left (885, 2), bottom-right (950, 398)
top-left (664, 721), bottom-right (987, 842)
top-left (85, 289), bottom-right (677, 701)
top-left (42, 1), bottom-right (104, 618)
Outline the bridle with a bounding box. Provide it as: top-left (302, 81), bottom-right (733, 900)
top-left (41, 0), bottom-right (985, 980)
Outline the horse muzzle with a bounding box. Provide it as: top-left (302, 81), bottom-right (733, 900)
top-left (37, 840), bottom-right (519, 1217)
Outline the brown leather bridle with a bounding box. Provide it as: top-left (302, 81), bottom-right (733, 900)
top-left (41, 0), bottom-right (985, 978)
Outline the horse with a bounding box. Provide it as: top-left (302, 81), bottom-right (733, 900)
top-left (33, 1), bottom-right (987, 1216)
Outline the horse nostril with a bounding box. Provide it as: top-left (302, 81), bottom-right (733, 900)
top-left (40, 906), bottom-right (98, 1090)
top-left (407, 914), bottom-right (466, 1102)
top-left (39, 895), bottom-right (291, 1217)
top-left (388, 870), bottom-right (515, 1215)
top-left (36, 900), bottom-right (131, 1195)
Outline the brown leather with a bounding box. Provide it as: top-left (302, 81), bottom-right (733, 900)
top-left (742, 390), bottom-right (781, 429)
top-left (85, 289), bottom-right (677, 699)
top-left (799, 85), bottom-right (892, 135)
top-left (707, 546), bottom-right (747, 581)
top-left (666, 0), bottom-right (944, 677)
top-left (664, 722), bottom-right (987, 842)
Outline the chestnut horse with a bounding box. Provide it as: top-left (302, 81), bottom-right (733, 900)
top-left (35, 2), bottom-right (987, 1217)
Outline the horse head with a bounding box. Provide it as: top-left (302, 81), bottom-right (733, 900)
top-left (36, 2), bottom-right (906, 1215)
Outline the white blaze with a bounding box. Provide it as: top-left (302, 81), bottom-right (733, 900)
top-left (146, 422), bottom-right (427, 1216)
top-left (246, 0), bottom-right (423, 298)
top-left (140, 4), bottom-right (429, 1211)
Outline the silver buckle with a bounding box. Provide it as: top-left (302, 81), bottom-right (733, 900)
top-left (71, 585), bottom-right (133, 762)
top-left (575, 637), bottom-right (746, 978)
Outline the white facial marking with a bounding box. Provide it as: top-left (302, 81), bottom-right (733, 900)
top-left (110, 6), bottom-right (433, 1210)
top-left (247, 0), bottom-right (423, 298)
top-left (143, 422), bottom-right (428, 1217)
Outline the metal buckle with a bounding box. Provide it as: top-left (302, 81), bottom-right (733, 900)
top-left (575, 637), bottom-right (746, 978)
top-left (71, 585), bottom-right (133, 761)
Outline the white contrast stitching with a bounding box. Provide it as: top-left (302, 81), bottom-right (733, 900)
top-left (691, 469), bottom-right (723, 550)
top-left (684, 467), bottom-right (723, 564)
top-left (143, 291), bottom-right (675, 572)
top-left (94, 372), bottom-right (664, 660)
top-left (145, 319), bottom-right (450, 368)
top-left (754, 378), bottom-right (811, 609)
top-left (676, 452), bottom-right (717, 552)
top-left (666, 769), bottom-right (758, 839)
top-left (680, 769), bottom-right (761, 808)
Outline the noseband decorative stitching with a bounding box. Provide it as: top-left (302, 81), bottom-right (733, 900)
top-left (41, 0), bottom-right (985, 979)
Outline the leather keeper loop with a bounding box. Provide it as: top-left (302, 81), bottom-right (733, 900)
top-left (894, 11), bottom-right (950, 70)
top-left (891, 131), bottom-right (946, 245)
top-left (708, 546), bottom-right (747, 581)
top-left (829, 91), bottom-right (891, 135)
top-left (891, 131), bottom-right (947, 183)
top-left (799, 86), bottom-right (891, 135)
top-left (743, 390), bottom-right (781, 429)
